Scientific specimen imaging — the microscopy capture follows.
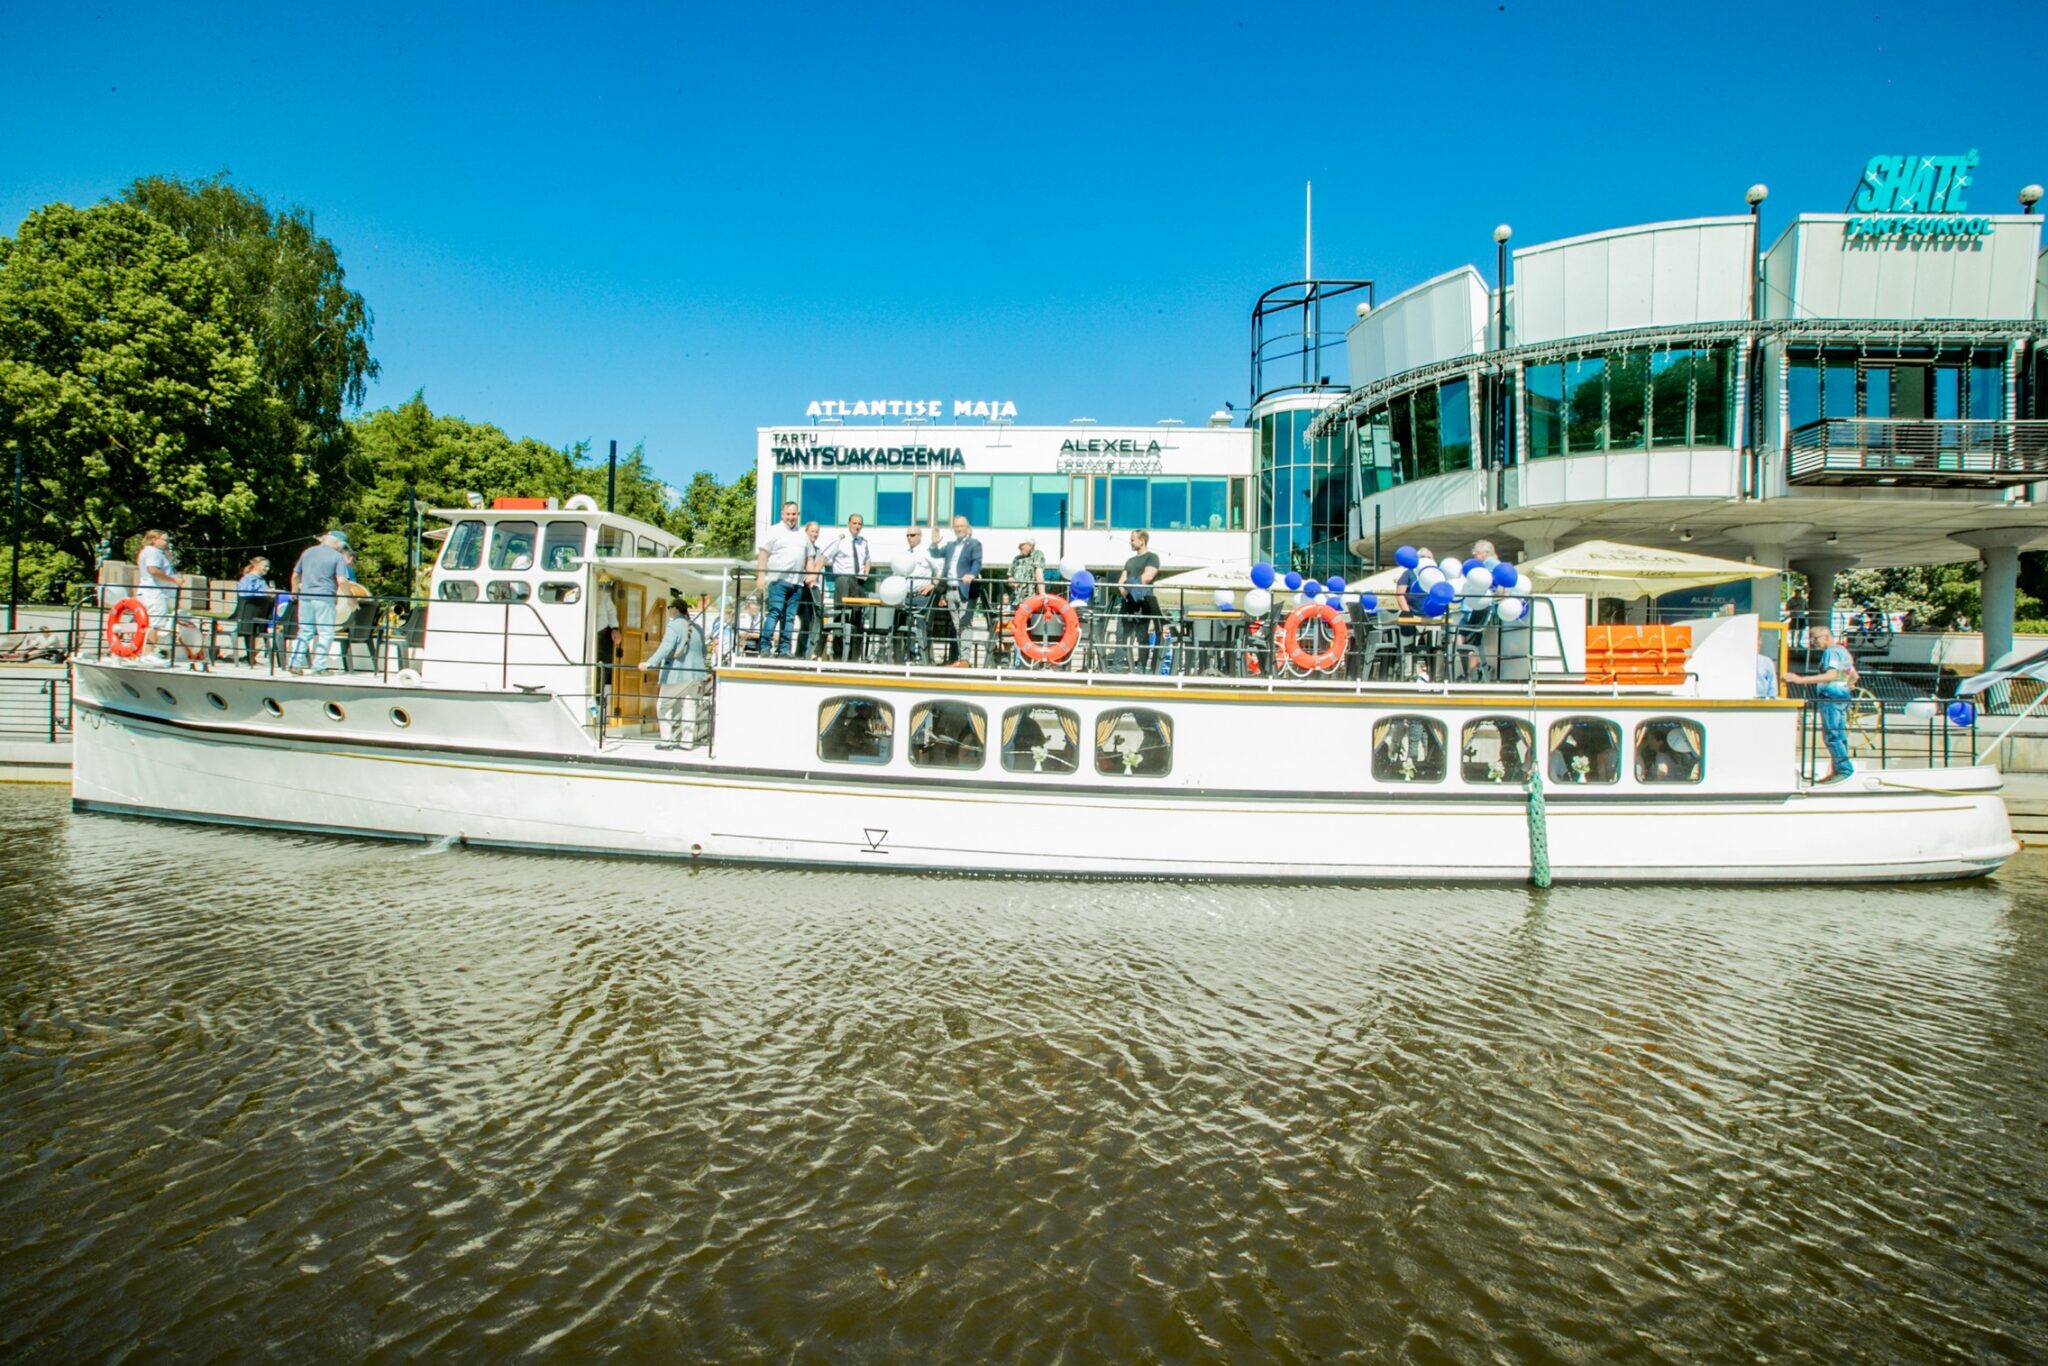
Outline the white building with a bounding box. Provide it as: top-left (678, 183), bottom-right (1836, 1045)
top-left (755, 420), bottom-right (1253, 575)
top-left (1320, 169), bottom-right (2048, 660)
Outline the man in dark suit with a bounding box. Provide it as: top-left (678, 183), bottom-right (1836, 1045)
top-left (932, 515), bottom-right (983, 665)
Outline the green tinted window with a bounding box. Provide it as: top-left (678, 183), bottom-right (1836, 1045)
top-left (1525, 365), bottom-right (1564, 459)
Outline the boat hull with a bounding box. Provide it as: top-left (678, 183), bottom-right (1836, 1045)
top-left (71, 691), bottom-right (2017, 884)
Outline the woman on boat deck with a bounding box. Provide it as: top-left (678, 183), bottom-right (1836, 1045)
top-left (639, 597), bottom-right (710, 749)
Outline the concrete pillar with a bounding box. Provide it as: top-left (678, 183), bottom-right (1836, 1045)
top-left (1500, 517), bottom-right (1577, 561)
top-left (1724, 522), bottom-right (1811, 623)
top-left (1952, 529), bottom-right (2039, 667)
top-left (1789, 555), bottom-right (1857, 632)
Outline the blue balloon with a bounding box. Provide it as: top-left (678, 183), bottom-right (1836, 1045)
top-left (1303, 579), bottom-right (1323, 599)
top-left (1360, 593), bottom-right (1378, 613)
top-left (1250, 562), bottom-right (1276, 590)
top-left (1284, 571), bottom-right (1303, 592)
top-left (1492, 562), bottom-right (1519, 589)
top-left (1324, 593), bottom-right (1343, 613)
top-left (1421, 597), bottom-right (1448, 618)
top-left (1395, 545), bottom-right (1419, 570)
top-left (1326, 575), bottom-right (1347, 595)
top-left (1947, 699), bottom-right (1976, 727)
top-left (1427, 581), bottom-right (1456, 604)
top-left (1070, 570), bottom-right (1095, 602)
top-left (1462, 558), bottom-right (1484, 575)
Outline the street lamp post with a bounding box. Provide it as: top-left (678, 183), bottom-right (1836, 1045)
top-left (1492, 224), bottom-right (1513, 489)
top-left (2022, 184), bottom-right (2044, 214)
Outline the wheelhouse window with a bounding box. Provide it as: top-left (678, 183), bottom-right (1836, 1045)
top-left (597, 525), bottom-right (629, 558)
top-left (908, 701), bottom-right (987, 770)
top-left (538, 582), bottom-right (582, 604)
top-left (437, 580), bottom-right (478, 602)
top-left (1002, 705), bottom-right (1080, 773)
top-left (485, 580), bottom-right (531, 603)
top-left (1372, 716), bottom-right (1447, 783)
top-left (1635, 718), bottom-right (1704, 783)
top-left (1461, 717), bottom-right (1534, 784)
top-left (489, 521), bottom-right (538, 571)
top-left (542, 521), bottom-right (588, 571)
top-left (1549, 718), bottom-right (1621, 784)
top-left (817, 697), bottom-right (893, 765)
top-left (443, 520), bottom-right (485, 572)
top-left (1095, 708), bottom-right (1171, 776)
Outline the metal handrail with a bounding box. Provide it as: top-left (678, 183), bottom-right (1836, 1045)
top-left (1785, 416), bottom-right (2048, 484)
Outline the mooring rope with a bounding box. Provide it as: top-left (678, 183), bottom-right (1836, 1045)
top-left (1527, 767), bottom-right (1552, 888)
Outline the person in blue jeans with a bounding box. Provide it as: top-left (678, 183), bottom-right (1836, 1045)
top-left (754, 501), bottom-right (809, 656)
top-left (1786, 625), bottom-right (1859, 782)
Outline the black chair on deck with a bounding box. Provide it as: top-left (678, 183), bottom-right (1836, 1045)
top-left (233, 595), bottom-right (272, 665)
top-left (337, 604), bottom-right (377, 673)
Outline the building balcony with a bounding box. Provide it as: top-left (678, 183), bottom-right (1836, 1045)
top-left (1785, 418), bottom-right (2048, 487)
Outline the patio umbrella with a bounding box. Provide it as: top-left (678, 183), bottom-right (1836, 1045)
top-left (1152, 560), bottom-right (1258, 592)
top-left (1519, 540), bottom-right (1778, 599)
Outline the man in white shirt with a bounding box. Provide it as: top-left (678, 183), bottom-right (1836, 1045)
top-left (819, 514), bottom-right (871, 659)
top-left (899, 527), bottom-right (935, 661)
top-left (754, 502), bottom-right (809, 656)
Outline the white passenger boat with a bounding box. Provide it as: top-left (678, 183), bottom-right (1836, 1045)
top-left (67, 505), bottom-right (2016, 882)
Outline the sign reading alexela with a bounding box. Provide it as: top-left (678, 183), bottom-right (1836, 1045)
top-left (804, 398), bottom-right (1019, 420)
top-left (1846, 152), bottom-right (1993, 239)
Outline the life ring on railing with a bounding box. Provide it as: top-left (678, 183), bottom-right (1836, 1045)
top-left (1279, 601), bottom-right (1348, 673)
top-left (105, 597), bottom-right (149, 659)
top-left (1012, 594), bottom-right (1081, 665)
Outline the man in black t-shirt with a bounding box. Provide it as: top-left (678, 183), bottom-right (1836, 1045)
top-left (1118, 529), bottom-right (1162, 673)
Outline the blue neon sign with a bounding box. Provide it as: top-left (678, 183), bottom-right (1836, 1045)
top-left (1846, 152), bottom-right (1992, 239)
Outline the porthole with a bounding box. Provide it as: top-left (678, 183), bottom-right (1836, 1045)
top-left (121, 682), bottom-right (142, 700)
top-left (389, 707), bottom-right (412, 728)
top-left (324, 702), bottom-right (346, 722)
top-left (262, 697), bottom-right (284, 717)
top-left (155, 688), bottom-right (177, 706)
top-left (206, 692), bottom-right (228, 711)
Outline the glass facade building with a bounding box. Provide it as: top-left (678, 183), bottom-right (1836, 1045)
top-left (1253, 397), bottom-right (1356, 578)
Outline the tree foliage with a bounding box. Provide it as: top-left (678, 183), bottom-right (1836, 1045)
top-left (123, 174), bottom-right (375, 498)
top-left (0, 201), bottom-right (296, 568)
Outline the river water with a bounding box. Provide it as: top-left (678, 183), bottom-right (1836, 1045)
top-left (3, 783), bottom-right (2045, 1361)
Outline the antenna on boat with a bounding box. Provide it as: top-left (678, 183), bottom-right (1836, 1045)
top-left (606, 439), bottom-right (617, 513)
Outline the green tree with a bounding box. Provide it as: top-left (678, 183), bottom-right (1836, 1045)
top-left (0, 201), bottom-right (295, 574)
top-left (124, 174), bottom-right (375, 519)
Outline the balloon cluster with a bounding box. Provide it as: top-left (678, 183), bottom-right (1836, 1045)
top-left (1394, 545), bottom-right (1527, 622)
top-left (1239, 562), bottom-right (1371, 617)
top-left (1057, 555), bottom-right (1094, 602)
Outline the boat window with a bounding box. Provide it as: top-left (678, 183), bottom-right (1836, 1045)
top-left (817, 696), bottom-right (893, 765)
top-left (1549, 718), bottom-right (1621, 785)
top-left (1001, 705), bottom-right (1081, 773)
top-left (638, 536), bottom-right (658, 558)
top-left (437, 579), bottom-right (479, 602)
top-left (542, 521), bottom-right (588, 571)
top-left (489, 521), bottom-right (537, 571)
top-left (597, 525), bottom-right (628, 558)
top-left (1635, 718), bottom-right (1704, 783)
top-left (1461, 716), bottom-right (1534, 784)
top-left (908, 701), bottom-right (987, 770)
top-left (485, 580), bottom-right (532, 603)
top-left (1094, 707), bottom-right (1171, 777)
top-left (1373, 716), bottom-right (1447, 783)
top-left (443, 519), bottom-right (486, 572)
top-left (538, 581), bottom-right (582, 605)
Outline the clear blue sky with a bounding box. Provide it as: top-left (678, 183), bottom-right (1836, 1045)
top-left (6, 0), bottom-right (2045, 485)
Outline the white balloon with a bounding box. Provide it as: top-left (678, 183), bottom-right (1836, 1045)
top-left (1497, 596), bottom-right (1526, 623)
top-left (878, 575), bottom-right (909, 606)
top-left (1289, 592), bottom-right (1308, 610)
top-left (890, 551), bottom-right (916, 577)
top-left (1243, 587), bottom-right (1273, 617)
top-left (1058, 554), bottom-right (1087, 580)
top-left (1213, 590), bottom-right (1234, 611)
top-left (1417, 566), bottom-right (1446, 590)
top-left (1464, 568), bottom-right (1494, 595)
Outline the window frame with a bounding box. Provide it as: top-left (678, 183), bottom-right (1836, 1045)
top-left (907, 700), bottom-right (989, 771)
top-left (1372, 715), bottom-right (1449, 784)
top-left (1093, 706), bottom-right (1173, 778)
top-left (1460, 716), bottom-right (1535, 785)
top-left (1548, 717), bottom-right (1622, 786)
top-left (816, 695), bottom-right (895, 766)
top-left (1000, 704), bottom-right (1082, 774)
top-left (1634, 717), bottom-right (1705, 785)
top-left (442, 519), bottom-right (486, 572)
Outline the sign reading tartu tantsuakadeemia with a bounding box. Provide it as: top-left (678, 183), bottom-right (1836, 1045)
top-left (1846, 152), bottom-right (1992, 239)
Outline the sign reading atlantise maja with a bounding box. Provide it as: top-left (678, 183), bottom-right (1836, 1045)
top-left (1846, 152), bottom-right (1993, 239)
top-left (803, 398), bottom-right (1019, 420)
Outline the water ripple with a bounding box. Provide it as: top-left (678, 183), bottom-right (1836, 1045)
top-left (3, 787), bottom-right (2046, 1360)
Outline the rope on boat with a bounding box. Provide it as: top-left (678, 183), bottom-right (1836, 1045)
top-left (1526, 769), bottom-right (1552, 888)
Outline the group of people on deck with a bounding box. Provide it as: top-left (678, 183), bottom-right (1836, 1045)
top-left (123, 528), bottom-right (366, 670)
top-left (752, 501), bottom-right (1164, 668)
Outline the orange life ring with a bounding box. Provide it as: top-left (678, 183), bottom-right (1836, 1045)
top-left (1012, 593), bottom-right (1080, 665)
top-left (1279, 601), bottom-right (1348, 673)
top-left (105, 596), bottom-right (150, 659)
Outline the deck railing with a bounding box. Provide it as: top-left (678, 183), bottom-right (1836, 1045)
top-left (1785, 417), bottom-right (2048, 486)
